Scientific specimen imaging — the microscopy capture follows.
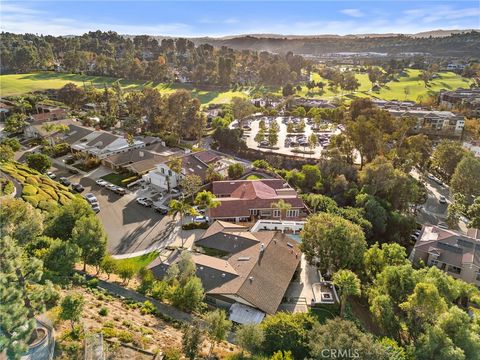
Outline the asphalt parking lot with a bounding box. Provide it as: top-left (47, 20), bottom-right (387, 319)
top-left (65, 175), bottom-right (178, 255)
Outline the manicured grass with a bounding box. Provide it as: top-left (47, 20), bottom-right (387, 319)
top-left (0, 69), bottom-right (472, 105)
top-left (0, 72), bottom-right (250, 105)
top-left (112, 251), bottom-right (159, 273)
top-left (0, 161), bottom-right (79, 209)
top-left (101, 172), bottom-right (139, 187)
top-left (299, 69), bottom-right (472, 102)
top-left (246, 174), bottom-right (265, 180)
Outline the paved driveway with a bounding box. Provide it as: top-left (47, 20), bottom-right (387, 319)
top-left (72, 176), bottom-right (179, 255)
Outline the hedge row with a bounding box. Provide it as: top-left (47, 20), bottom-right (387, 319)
top-left (0, 161), bottom-right (80, 209)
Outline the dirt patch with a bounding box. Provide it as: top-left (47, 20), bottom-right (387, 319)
top-left (53, 285), bottom-right (237, 359)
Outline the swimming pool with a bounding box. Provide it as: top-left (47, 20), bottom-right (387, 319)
top-left (287, 234), bottom-right (302, 243)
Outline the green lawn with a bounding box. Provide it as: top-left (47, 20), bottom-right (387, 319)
top-left (246, 174), bottom-right (265, 180)
top-left (0, 69), bottom-right (472, 105)
top-left (0, 72), bottom-right (249, 105)
top-left (300, 69), bottom-right (472, 102)
top-left (101, 172), bottom-right (139, 187)
top-left (112, 251), bottom-right (159, 273)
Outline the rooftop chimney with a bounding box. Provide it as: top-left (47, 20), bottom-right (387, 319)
top-left (260, 243), bottom-right (265, 252)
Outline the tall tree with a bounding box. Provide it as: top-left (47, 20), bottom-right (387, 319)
top-left (236, 324), bottom-right (264, 356)
top-left (450, 155), bottom-right (480, 203)
top-left (430, 140), bottom-right (468, 181)
top-left (0, 236), bottom-right (57, 359)
top-left (194, 190), bottom-right (220, 212)
top-left (71, 215), bottom-right (107, 271)
top-left (182, 321), bottom-right (203, 360)
top-left (0, 198), bottom-right (43, 245)
top-left (205, 309), bottom-right (232, 356)
top-left (59, 293), bottom-right (85, 331)
top-left (25, 153), bottom-right (52, 173)
top-left (332, 269), bottom-right (361, 317)
top-left (300, 213), bottom-right (367, 274)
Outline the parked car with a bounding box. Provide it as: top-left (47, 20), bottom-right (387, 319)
top-left (106, 183), bottom-right (117, 191)
top-left (136, 197), bottom-right (153, 207)
top-left (91, 203), bottom-right (101, 213)
top-left (113, 186), bottom-right (127, 195)
top-left (46, 171), bottom-right (56, 179)
top-left (193, 216), bottom-right (210, 224)
top-left (68, 168), bottom-right (79, 175)
top-left (439, 196), bottom-right (447, 204)
top-left (71, 183), bottom-right (84, 193)
top-left (59, 177), bottom-right (71, 186)
top-left (153, 204), bottom-right (169, 215)
top-left (84, 193), bottom-right (98, 204)
top-left (96, 179), bottom-right (108, 187)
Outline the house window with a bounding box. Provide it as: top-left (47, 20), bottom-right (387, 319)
top-left (476, 272), bottom-right (480, 282)
top-left (168, 170), bottom-right (172, 176)
top-left (286, 209), bottom-right (299, 218)
top-left (161, 168), bottom-right (165, 174)
top-left (273, 210), bottom-right (280, 217)
top-left (430, 259), bottom-right (439, 266)
top-left (448, 265), bottom-right (462, 274)
top-left (250, 209), bottom-right (258, 216)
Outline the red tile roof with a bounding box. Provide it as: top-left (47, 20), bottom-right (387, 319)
top-left (209, 180), bottom-right (305, 219)
top-left (30, 109), bottom-right (67, 122)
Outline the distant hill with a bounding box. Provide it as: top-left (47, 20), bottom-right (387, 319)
top-left (139, 30), bottom-right (479, 57)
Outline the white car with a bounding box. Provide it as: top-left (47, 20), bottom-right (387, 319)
top-left (96, 179), bottom-right (108, 187)
top-left (84, 193), bottom-right (98, 204)
top-left (106, 183), bottom-right (117, 191)
top-left (193, 216), bottom-right (210, 224)
top-left (46, 171), bottom-right (56, 179)
top-left (439, 196), bottom-right (447, 204)
top-left (136, 197), bottom-right (153, 207)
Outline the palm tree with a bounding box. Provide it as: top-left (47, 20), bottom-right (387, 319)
top-left (271, 199), bottom-right (292, 221)
top-left (168, 199), bottom-right (198, 246)
top-left (194, 190), bottom-right (220, 213)
top-left (332, 269), bottom-right (361, 317)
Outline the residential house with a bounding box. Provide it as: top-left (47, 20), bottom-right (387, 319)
top-left (148, 220), bottom-right (301, 323)
top-left (69, 129), bottom-right (145, 159)
top-left (463, 141), bottom-right (480, 158)
top-left (103, 143), bottom-right (185, 175)
top-left (24, 118), bottom-right (78, 142)
top-left (28, 108), bottom-right (68, 123)
top-left (143, 150), bottom-right (243, 192)
top-left (291, 98), bottom-right (335, 109)
top-left (409, 226), bottom-right (480, 287)
top-left (208, 179), bottom-right (307, 222)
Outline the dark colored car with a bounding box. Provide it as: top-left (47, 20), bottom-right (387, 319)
top-left (68, 168), bottom-right (79, 175)
top-left (59, 177), bottom-right (71, 186)
top-left (71, 183), bottom-right (85, 193)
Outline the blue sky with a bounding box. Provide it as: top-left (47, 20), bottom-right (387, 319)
top-left (1, 1), bottom-right (479, 37)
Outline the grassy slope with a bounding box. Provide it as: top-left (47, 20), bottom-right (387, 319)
top-left (0, 72), bottom-right (249, 105)
top-left (112, 251), bottom-right (159, 273)
top-left (0, 69), bottom-right (472, 104)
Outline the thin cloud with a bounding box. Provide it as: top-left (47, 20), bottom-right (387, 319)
top-left (341, 8), bottom-right (364, 18)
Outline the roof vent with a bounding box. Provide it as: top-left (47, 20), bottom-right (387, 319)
top-left (221, 273), bottom-right (226, 278)
top-left (238, 257), bottom-right (251, 261)
top-left (199, 266), bottom-right (204, 270)
top-left (260, 243), bottom-right (265, 252)
top-left (249, 276), bottom-right (254, 282)
top-left (287, 242), bottom-right (293, 248)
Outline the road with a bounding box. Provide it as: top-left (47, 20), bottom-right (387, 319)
top-left (71, 175), bottom-right (180, 255)
top-left (411, 169), bottom-right (449, 225)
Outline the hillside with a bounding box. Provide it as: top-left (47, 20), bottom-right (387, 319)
top-left (185, 31), bottom-right (480, 56)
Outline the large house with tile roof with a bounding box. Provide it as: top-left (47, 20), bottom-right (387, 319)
top-left (409, 226), bottom-right (480, 287)
top-left (208, 179), bottom-right (307, 222)
top-left (147, 220), bottom-right (301, 323)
